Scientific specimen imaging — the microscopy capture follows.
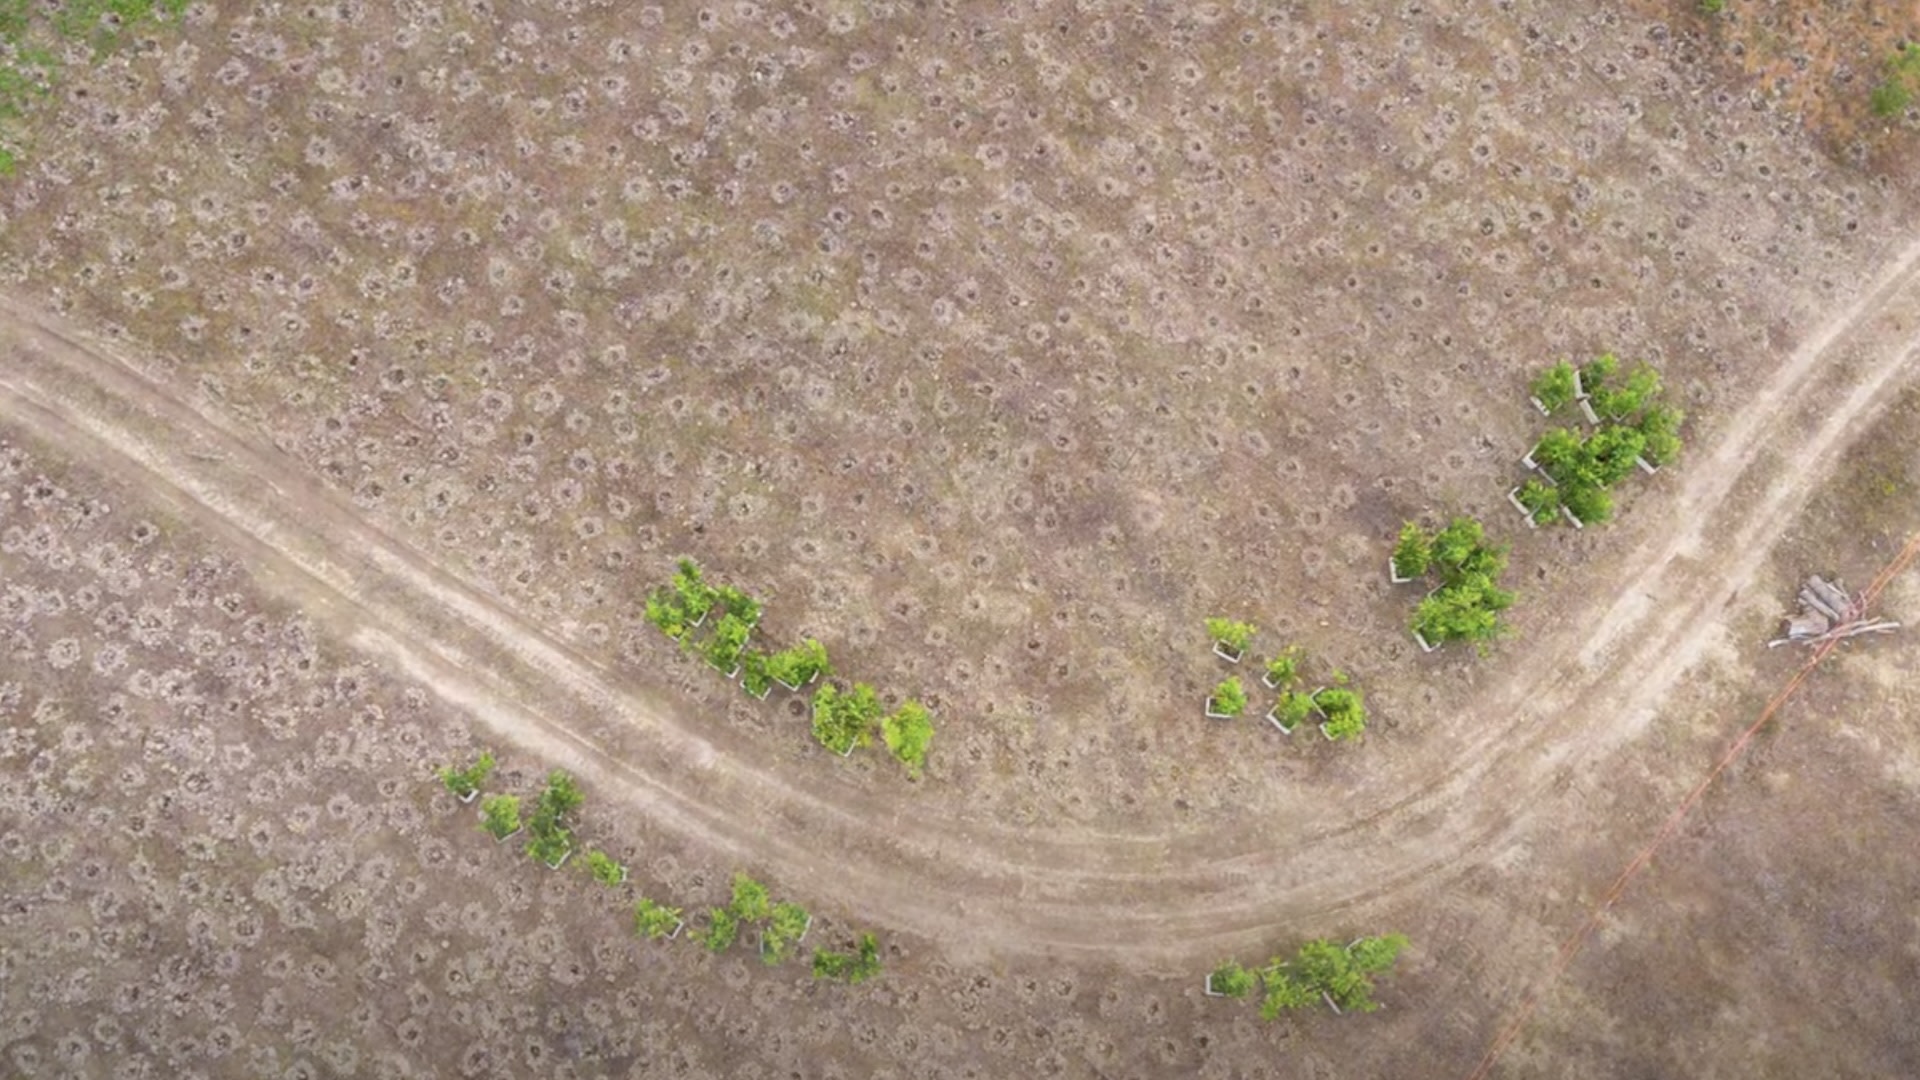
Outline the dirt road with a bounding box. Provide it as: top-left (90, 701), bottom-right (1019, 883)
top-left (3, 235), bottom-right (1918, 963)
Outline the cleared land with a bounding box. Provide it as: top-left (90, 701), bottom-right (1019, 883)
top-left (2, 1), bottom-right (1918, 1077)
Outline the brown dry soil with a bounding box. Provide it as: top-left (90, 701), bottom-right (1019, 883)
top-left (2, 2), bottom-right (1920, 1078)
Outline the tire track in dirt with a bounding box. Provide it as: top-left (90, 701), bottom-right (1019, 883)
top-left (3, 231), bottom-right (1918, 962)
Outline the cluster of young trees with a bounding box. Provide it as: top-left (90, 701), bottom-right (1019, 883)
top-left (645, 558), bottom-right (763, 674)
top-left (633, 873), bottom-right (880, 978)
top-left (1519, 356), bottom-right (1684, 529)
top-left (1207, 934), bottom-right (1410, 1018)
top-left (1395, 518), bottom-right (1518, 651)
top-left (645, 558), bottom-right (934, 777)
top-left (448, 758), bottom-right (631, 883)
top-left (438, 754), bottom-right (875, 984)
top-left (1206, 633), bottom-right (1370, 742)
top-left (810, 681), bottom-right (934, 777)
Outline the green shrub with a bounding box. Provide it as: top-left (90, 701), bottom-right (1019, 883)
top-left (633, 898), bottom-right (684, 940)
top-left (671, 557), bottom-right (717, 623)
top-left (1209, 961), bottom-right (1256, 998)
top-left (761, 901), bottom-right (811, 965)
top-left (437, 750), bottom-right (495, 799)
top-left (1314, 686), bottom-right (1367, 741)
top-left (1205, 618), bottom-right (1256, 654)
top-left (729, 873), bottom-right (772, 923)
top-left (1209, 677), bottom-right (1248, 717)
top-left (1272, 690), bottom-right (1315, 730)
top-left (811, 682), bottom-right (881, 755)
top-left (1516, 479), bottom-right (1560, 525)
top-left (881, 700), bottom-right (934, 777)
top-left (697, 907), bottom-right (739, 952)
top-left (1263, 646), bottom-right (1303, 689)
top-left (766, 638), bottom-right (831, 688)
top-left (1391, 522), bottom-right (1431, 580)
top-left (812, 933), bottom-right (882, 984)
top-left (478, 794), bottom-right (522, 840)
top-left (1529, 360), bottom-right (1578, 413)
top-left (583, 850), bottom-right (626, 886)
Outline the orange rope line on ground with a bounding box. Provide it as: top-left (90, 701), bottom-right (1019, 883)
top-left (1465, 528), bottom-right (1920, 1080)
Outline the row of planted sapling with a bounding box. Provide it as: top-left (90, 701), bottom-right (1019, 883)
top-left (444, 755), bottom-right (629, 879)
top-left (644, 557), bottom-right (934, 777)
top-left (439, 751), bottom-right (883, 981)
top-left (1204, 626), bottom-right (1370, 742)
top-left (1392, 517), bottom-right (1518, 652)
top-left (1206, 934), bottom-right (1410, 1018)
top-left (1515, 355), bottom-right (1685, 529)
top-left (633, 873), bottom-right (880, 980)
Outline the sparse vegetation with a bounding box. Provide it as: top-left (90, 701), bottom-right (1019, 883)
top-left (1871, 43), bottom-right (1920, 117)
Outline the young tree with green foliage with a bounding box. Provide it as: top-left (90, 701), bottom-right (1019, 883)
top-left (812, 933), bottom-right (882, 984)
top-left (1258, 965), bottom-right (1320, 1019)
top-left (1412, 574), bottom-right (1516, 649)
top-left (1637, 404), bottom-right (1684, 467)
top-left (1314, 686), bottom-right (1367, 741)
top-left (1582, 425), bottom-right (1647, 488)
top-left (633, 898), bottom-right (684, 940)
top-left (1206, 618), bottom-right (1256, 659)
top-left (1347, 933), bottom-right (1411, 977)
top-left (703, 613), bottom-right (752, 674)
top-left (696, 907), bottom-right (740, 952)
top-left (766, 638), bottom-right (831, 689)
top-left (1208, 961), bottom-right (1256, 998)
top-left (729, 873), bottom-right (772, 923)
top-left (1269, 690), bottom-right (1315, 733)
top-left (479, 794), bottom-right (522, 840)
top-left (535, 770), bottom-right (585, 824)
top-left (1579, 352), bottom-right (1619, 396)
top-left (714, 583), bottom-right (762, 630)
top-left (811, 682), bottom-right (881, 755)
top-left (881, 700), bottom-right (934, 778)
top-left (1532, 427), bottom-right (1585, 483)
top-left (1515, 479), bottom-right (1560, 526)
top-left (761, 901), bottom-right (812, 965)
top-left (1529, 360), bottom-right (1578, 415)
top-left (644, 589), bottom-right (690, 641)
top-left (1263, 646), bottom-right (1303, 689)
top-left (438, 750), bottom-right (495, 801)
top-left (583, 850), bottom-right (626, 886)
top-left (525, 828), bottom-right (572, 869)
top-left (1429, 517), bottom-right (1487, 577)
top-left (1207, 676), bottom-right (1248, 719)
top-left (1561, 480), bottom-right (1614, 527)
top-left (1390, 522), bottom-right (1431, 581)
top-left (1590, 363), bottom-right (1662, 422)
top-left (671, 557), bottom-right (717, 624)
top-left (740, 651), bottom-right (772, 698)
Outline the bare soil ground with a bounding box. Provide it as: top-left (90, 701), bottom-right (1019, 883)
top-left (2, 1), bottom-right (1919, 1077)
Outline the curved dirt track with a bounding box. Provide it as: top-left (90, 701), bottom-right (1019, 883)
top-left (4, 237), bottom-right (1920, 963)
